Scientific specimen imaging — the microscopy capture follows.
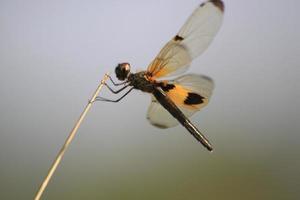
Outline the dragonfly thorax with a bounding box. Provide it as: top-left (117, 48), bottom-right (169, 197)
top-left (128, 71), bottom-right (156, 93)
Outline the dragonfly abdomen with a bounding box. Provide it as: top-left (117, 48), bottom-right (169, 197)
top-left (152, 87), bottom-right (213, 151)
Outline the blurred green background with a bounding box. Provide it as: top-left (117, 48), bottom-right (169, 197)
top-left (0, 0), bottom-right (299, 199)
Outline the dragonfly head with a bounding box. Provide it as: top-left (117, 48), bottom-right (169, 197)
top-left (115, 63), bottom-right (131, 80)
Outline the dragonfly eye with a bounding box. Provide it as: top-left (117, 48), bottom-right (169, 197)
top-left (115, 63), bottom-right (131, 80)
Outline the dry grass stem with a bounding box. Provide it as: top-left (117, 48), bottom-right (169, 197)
top-left (34, 73), bottom-right (110, 200)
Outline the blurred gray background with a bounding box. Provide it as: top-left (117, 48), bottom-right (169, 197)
top-left (0, 0), bottom-right (299, 199)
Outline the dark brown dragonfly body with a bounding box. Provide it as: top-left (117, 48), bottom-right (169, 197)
top-left (128, 71), bottom-right (213, 151)
top-left (96, 0), bottom-right (224, 151)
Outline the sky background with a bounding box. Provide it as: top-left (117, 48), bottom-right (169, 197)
top-left (0, 0), bottom-right (299, 199)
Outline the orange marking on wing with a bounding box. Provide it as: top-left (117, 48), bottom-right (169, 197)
top-left (154, 68), bottom-right (171, 78)
top-left (166, 84), bottom-right (208, 110)
top-left (147, 58), bottom-right (171, 79)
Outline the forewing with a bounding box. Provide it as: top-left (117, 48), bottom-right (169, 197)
top-left (147, 0), bottom-right (224, 78)
top-left (147, 40), bottom-right (191, 79)
top-left (147, 74), bottom-right (214, 128)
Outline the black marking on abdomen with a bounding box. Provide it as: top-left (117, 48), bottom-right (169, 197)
top-left (184, 93), bottom-right (204, 105)
top-left (174, 35), bottom-right (184, 41)
top-left (160, 84), bottom-right (175, 92)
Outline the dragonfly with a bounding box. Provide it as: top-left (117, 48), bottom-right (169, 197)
top-left (96, 0), bottom-right (224, 151)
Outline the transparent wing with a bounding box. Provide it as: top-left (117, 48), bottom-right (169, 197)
top-left (147, 0), bottom-right (224, 78)
top-left (147, 96), bottom-right (196, 128)
top-left (147, 74), bottom-right (214, 128)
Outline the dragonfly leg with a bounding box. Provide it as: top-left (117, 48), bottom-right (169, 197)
top-left (106, 75), bottom-right (128, 86)
top-left (95, 87), bottom-right (134, 103)
top-left (104, 83), bottom-right (130, 94)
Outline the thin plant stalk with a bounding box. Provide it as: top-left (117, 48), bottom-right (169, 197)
top-left (34, 73), bottom-right (110, 200)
